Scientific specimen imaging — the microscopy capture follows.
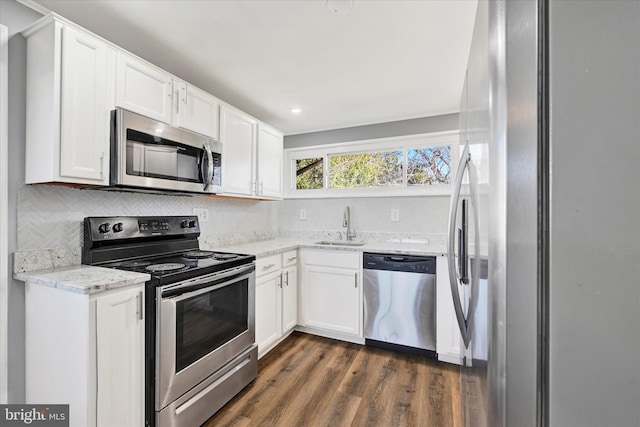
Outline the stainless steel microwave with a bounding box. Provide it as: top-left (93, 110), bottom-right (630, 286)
top-left (110, 108), bottom-right (222, 195)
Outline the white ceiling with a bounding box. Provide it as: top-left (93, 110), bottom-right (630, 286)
top-left (26, 0), bottom-right (477, 135)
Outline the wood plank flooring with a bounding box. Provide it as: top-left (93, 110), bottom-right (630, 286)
top-left (203, 332), bottom-right (461, 427)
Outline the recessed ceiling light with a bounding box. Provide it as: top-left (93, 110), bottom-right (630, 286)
top-left (326, 0), bottom-right (353, 15)
top-left (291, 108), bottom-right (302, 115)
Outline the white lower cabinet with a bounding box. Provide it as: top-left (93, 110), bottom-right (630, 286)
top-left (255, 250), bottom-right (298, 358)
top-left (436, 256), bottom-right (464, 365)
top-left (25, 283), bottom-right (144, 427)
top-left (299, 249), bottom-right (363, 342)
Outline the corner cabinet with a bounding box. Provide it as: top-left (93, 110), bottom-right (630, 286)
top-left (299, 249), bottom-right (363, 342)
top-left (25, 283), bottom-right (145, 427)
top-left (23, 16), bottom-right (114, 185)
top-left (220, 104), bottom-right (283, 199)
top-left (254, 251), bottom-right (298, 358)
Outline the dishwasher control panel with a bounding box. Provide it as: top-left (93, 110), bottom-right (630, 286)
top-left (363, 253), bottom-right (436, 274)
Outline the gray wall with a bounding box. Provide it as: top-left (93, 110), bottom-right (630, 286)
top-left (284, 113), bottom-right (458, 148)
top-left (548, 1), bottom-right (640, 426)
top-left (0, 0), bottom-right (44, 404)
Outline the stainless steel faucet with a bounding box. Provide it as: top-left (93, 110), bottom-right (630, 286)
top-left (343, 205), bottom-right (356, 241)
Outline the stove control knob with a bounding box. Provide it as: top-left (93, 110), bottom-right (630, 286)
top-left (112, 222), bottom-right (124, 233)
top-left (188, 220), bottom-right (197, 228)
top-left (180, 220), bottom-right (189, 228)
top-left (98, 223), bottom-right (111, 234)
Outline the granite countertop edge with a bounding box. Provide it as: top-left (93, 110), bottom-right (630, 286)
top-left (14, 265), bottom-right (151, 295)
top-left (208, 238), bottom-right (447, 258)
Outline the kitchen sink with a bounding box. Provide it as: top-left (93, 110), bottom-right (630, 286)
top-left (314, 240), bottom-right (367, 247)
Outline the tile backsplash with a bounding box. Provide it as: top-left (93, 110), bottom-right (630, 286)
top-left (17, 185), bottom-right (279, 251)
top-left (16, 185), bottom-right (449, 254)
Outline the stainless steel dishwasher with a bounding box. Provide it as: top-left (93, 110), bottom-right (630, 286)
top-left (363, 252), bottom-right (437, 357)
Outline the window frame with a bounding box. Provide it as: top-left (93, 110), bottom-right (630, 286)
top-left (284, 131), bottom-right (459, 199)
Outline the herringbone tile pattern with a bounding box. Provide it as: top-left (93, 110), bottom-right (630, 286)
top-left (17, 185), bottom-right (279, 251)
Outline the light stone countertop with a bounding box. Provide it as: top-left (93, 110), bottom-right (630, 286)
top-left (13, 238), bottom-right (445, 295)
top-left (14, 265), bottom-right (150, 295)
top-left (208, 238), bottom-right (447, 258)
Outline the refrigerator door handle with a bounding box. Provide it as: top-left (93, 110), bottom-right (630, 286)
top-left (447, 143), bottom-right (472, 348)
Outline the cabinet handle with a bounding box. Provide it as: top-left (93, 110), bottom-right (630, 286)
top-left (263, 263), bottom-right (275, 270)
top-left (354, 272), bottom-right (358, 288)
top-left (259, 181), bottom-right (264, 195)
top-left (278, 273), bottom-right (283, 288)
top-left (136, 291), bottom-right (143, 320)
top-left (182, 85), bottom-right (187, 104)
top-left (166, 82), bottom-right (172, 98)
top-left (252, 181), bottom-right (257, 195)
top-left (284, 270), bottom-right (289, 286)
top-left (287, 257), bottom-right (297, 262)
top-left (99, 152), bottom-right (104, 178)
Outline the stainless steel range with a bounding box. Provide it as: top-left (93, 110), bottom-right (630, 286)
top-left (82, 216), bottom-right (257, 427)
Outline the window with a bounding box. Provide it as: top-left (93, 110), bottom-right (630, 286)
top-left (328, 151), bottom-right (402, 189)
top-left (285, 132), bottom-right (459, 198)
top-left (296, 158), bottom-right (323, 190)
top-left (407, 146), bottom-right (451, 186)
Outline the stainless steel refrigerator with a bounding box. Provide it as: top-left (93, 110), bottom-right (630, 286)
top-left (447, 1), bottom-right (640, 426)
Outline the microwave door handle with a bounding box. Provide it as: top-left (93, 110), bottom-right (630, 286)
top-left (202, 142), bottom-right (214, 191)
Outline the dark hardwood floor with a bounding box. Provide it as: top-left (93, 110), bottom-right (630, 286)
top-left (203, 332), bottom-right (461, 427)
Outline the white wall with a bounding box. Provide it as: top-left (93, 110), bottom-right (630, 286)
top-left (0, 0), bottom-right (45, 404)
top-left (280, 196), bottom-right (449, 242)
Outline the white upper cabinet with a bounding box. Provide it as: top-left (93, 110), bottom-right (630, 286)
top-left (24, 13), bottom-right (280, 190)
top-left (219, 104), bottom-right (283, 199)
top-left (24, 17), bottom-right (114, 185)
top-left (219, 105), bottom-right (258, 196)
top-left (115, 54), bottom-right (220, 139)
top-left (175, 80), bottom-right (220, 139)
top-left (115, 52), bottom-right (174, 124)
top-left (256, 124), bottom-right (283, 199)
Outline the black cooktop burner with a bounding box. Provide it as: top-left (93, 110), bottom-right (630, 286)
top-left (182, 250), bottom-right (216, 259)
top-left (213, 253), bottom-right (239, 260)
top-left (146, 263), bottom-right (187, 273)
top-left (182, 250), bottom-right (240, 261)
top-left (120, 260), bottom-right (152, 269)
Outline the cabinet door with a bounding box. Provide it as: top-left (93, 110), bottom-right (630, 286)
top-left (116, 52), bottom-right (173, 123)
top-left (436, 256), bottom-right (463, 364)
top-left (175, 81), bottom-right (219, 138)
top-left (303, 265), bottom-right (360, 336)
top-left (96, 286), bottom-right (144, 427)
top-left (255, 272), bottom-right (282, 356)
top-left (59, 25), bottom-right (109, 183)
top-left (256, 125), bottom-right (283, 198)
top-left (282, 265), bottom-right (298, 332)
top-left (219, 105), bottom-right (257, 196)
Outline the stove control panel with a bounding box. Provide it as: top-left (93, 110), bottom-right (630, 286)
top-left (84, 216), bottom-right (201, 242)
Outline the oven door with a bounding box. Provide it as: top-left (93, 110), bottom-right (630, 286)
top-left (156, 264), bottom-right (255, 410)
top-left (112, 108), bottom-right (222, 194)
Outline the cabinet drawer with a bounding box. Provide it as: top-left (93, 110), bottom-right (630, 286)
top-left (282, 250), bottom-right (298, 267)
top-left (256, 254), bottom-right (281, 277)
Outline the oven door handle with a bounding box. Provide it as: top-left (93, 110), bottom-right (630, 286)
top-left (161, 264), bottom-right (255, 300)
